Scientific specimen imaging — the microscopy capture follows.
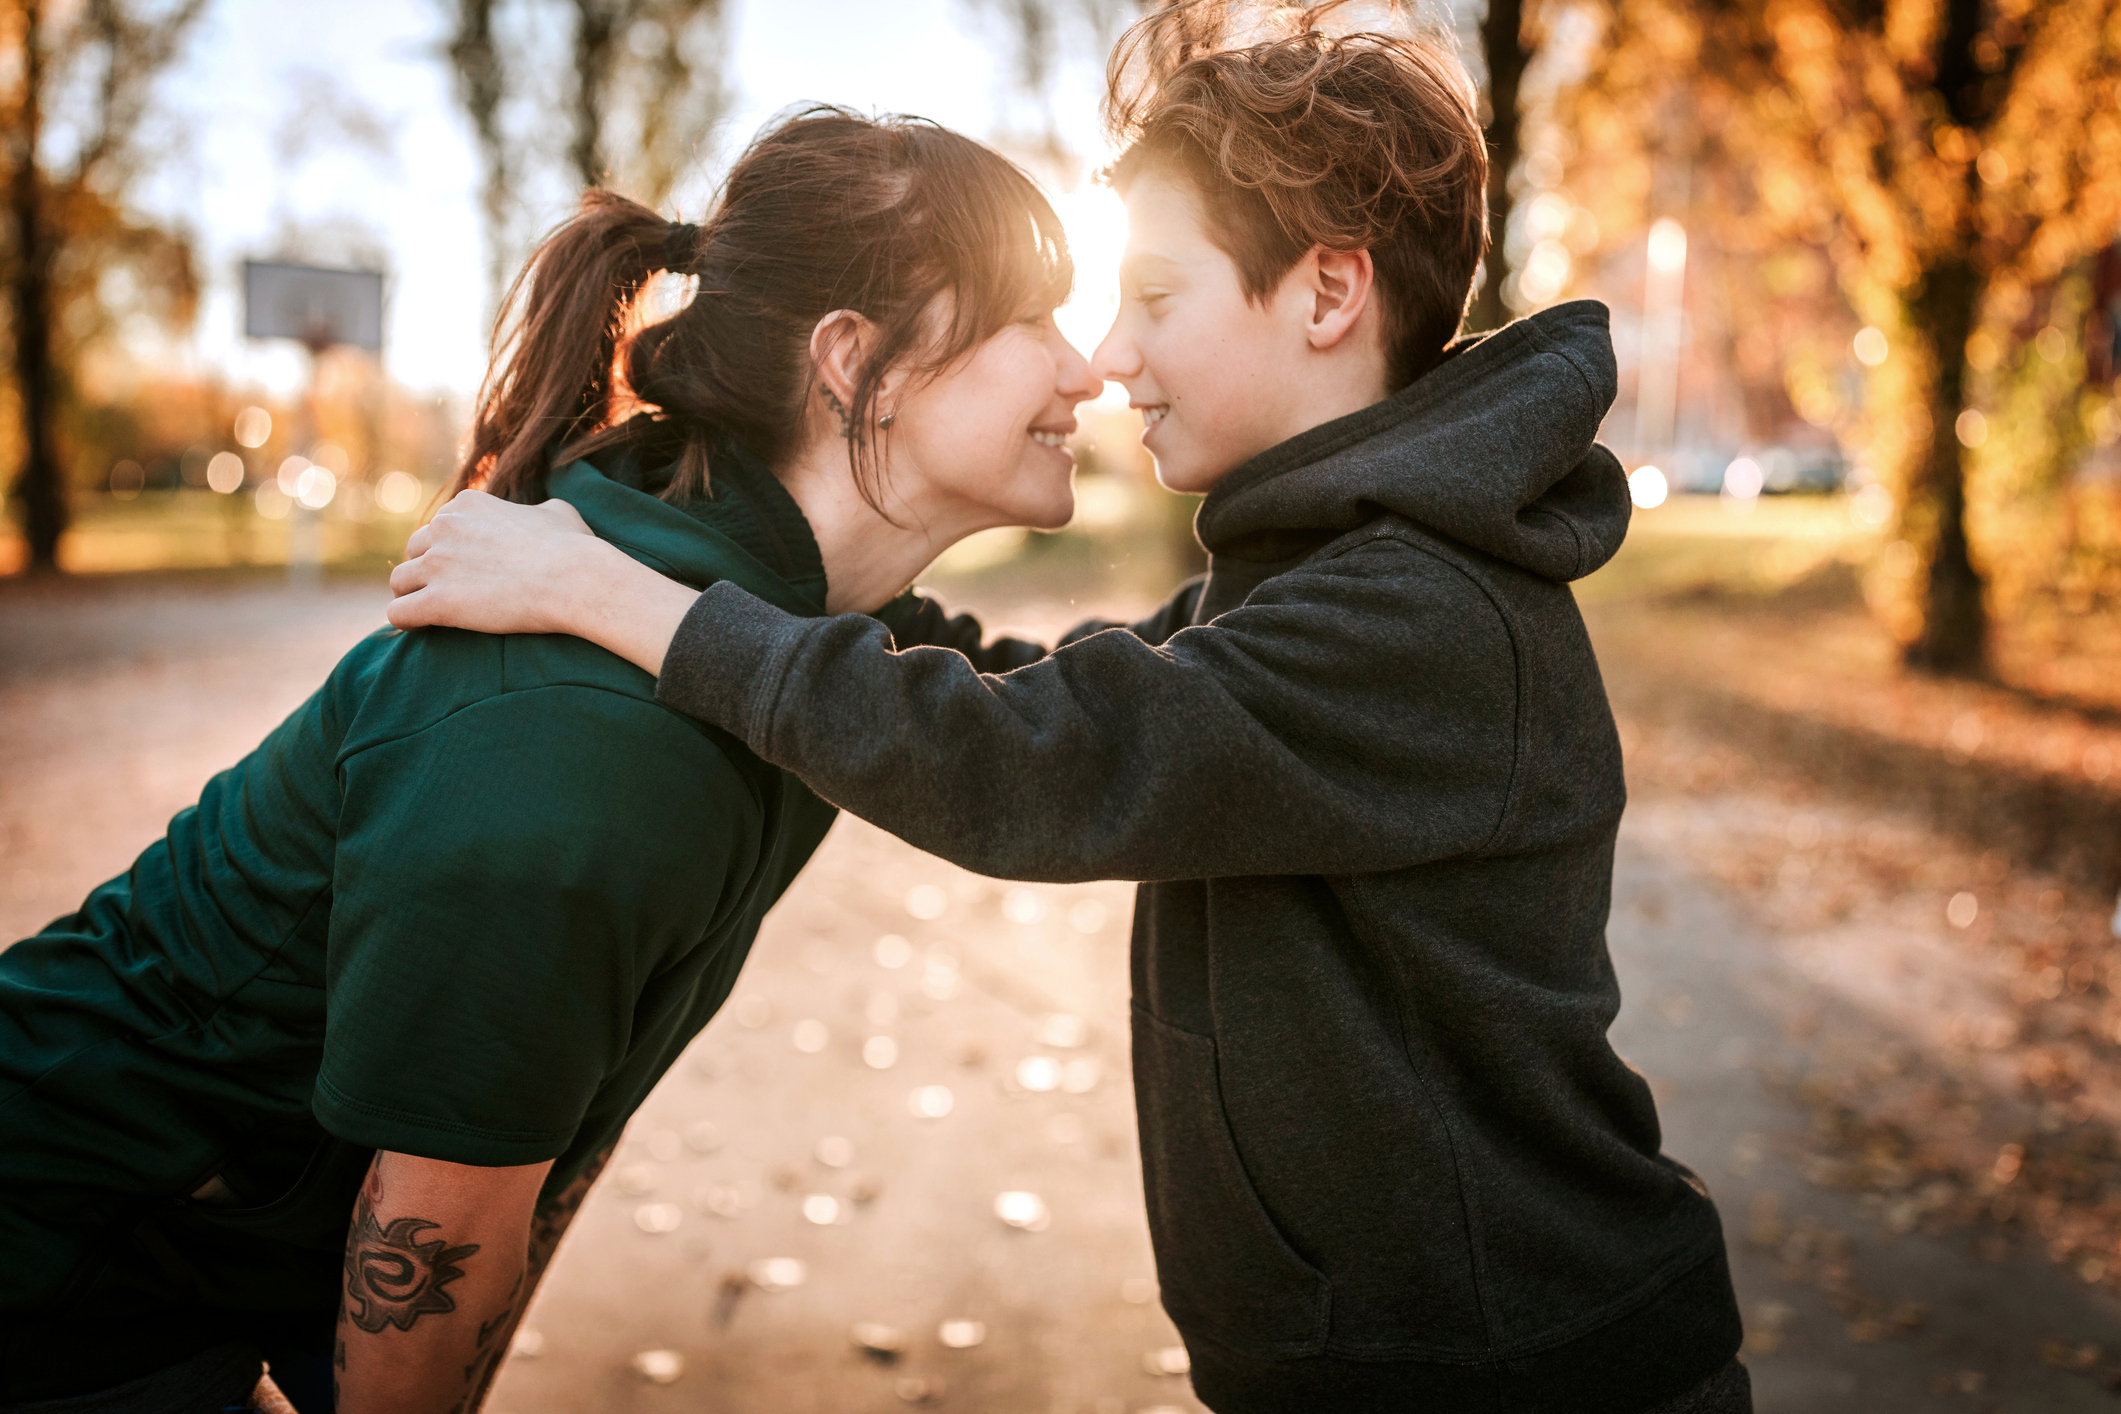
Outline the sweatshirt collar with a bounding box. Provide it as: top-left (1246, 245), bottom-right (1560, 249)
top-left (547, 442), bottom-right (830, 617)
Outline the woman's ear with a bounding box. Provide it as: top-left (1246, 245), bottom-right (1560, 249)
top-left (1303, 247), bottom-right (1378, 352)
top-left (809, 309), bottom-right (878, 419)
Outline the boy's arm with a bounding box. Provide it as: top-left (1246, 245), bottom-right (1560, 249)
top-left (884, 576), bottom-right (1210, 669)
top-left (334, 1152), bottom-right (551, 1414)
top-left (656, 539), bottom-right (1523, 883)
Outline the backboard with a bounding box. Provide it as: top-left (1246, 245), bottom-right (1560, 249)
top-left (243, 260), bottom-right (385, 352)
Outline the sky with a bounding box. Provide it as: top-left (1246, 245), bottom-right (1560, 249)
top-left (135, 0), bottom-right (1121, 399)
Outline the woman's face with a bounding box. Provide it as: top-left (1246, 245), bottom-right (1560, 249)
top-left (885, 307), bottom-right (1100, 534)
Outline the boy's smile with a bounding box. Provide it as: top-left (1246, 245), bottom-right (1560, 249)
top-left (1091, 169), bottom-right (1393, 497)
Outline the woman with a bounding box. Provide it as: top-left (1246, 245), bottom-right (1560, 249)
top-left (0, 107), bottom-right (1094, 1414)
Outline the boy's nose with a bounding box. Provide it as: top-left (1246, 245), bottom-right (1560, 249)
top-left (1090, 317), bottom-right (1140, 385)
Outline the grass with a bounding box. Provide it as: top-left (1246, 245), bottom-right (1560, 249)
top-left (0, 488), bottom-right (425, 576)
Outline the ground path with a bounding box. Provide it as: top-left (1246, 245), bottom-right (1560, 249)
top-left (1, 572), bottom-right (2114, 1413)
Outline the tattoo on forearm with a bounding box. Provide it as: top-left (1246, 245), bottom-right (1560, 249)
top-left (457, 1145), bottom-right (615, 1414)
top-left (527, 1144), bottom-right (611, 1274)
top-left (343, 1181), bottom-right (483, 1335)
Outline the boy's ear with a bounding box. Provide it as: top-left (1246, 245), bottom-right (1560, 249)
top-left (1302, 247), bottom-right (1378, 352)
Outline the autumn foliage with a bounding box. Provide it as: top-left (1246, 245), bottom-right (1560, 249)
top-left (1557, 0), bottom-right (2121, 675)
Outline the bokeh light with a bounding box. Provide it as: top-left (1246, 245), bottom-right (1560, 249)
top-left (937, 1320), bottom-right (986, 1349)
top-left (1628, 465), bottom-right (1669, 509)
top-left (295, 466), bottom-right (337, 511)
top-left (1852, 326), bottom-right (1889, 367)
top-left (1852, 483), bottom-right (1893, 526)
top-left (1001, 887), bottom-right (1047, 924)
top-left (908, 1084), bottom-right (954, 1118)
top-left (1723, 457), bottom-right (1764, 500)
top-left (233, 406), bottom-right (271, 449)
top-left (1016, 1055), bottom-right (1061, 1092)
top-left (376, 470), bottom-right (424, 515)
top-left (746, 1256), bottom-right (806, 1292)
top-left (1646, 218), bottom-right (1688, 274)
top-left (994, 1190), bottom-right (1050, 1231)
top-left (205, 452), bottom-right (245, 494)
top-left (1518, 239), bottom-right (1573, 305)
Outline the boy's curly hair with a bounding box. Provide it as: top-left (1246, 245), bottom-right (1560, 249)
top-left (1105, 1), bottom-right (1488, 388)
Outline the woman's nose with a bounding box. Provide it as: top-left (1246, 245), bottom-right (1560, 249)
top-left (1055, 336), bottom-right (1101, 404)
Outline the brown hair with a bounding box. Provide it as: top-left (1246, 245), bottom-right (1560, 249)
top-left (456, 107), bottom-right (1073, 506)
top-left (1105, 1), bottom-right (1487, 388)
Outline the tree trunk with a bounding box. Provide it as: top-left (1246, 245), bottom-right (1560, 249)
top-left (1903, 257), bottom-right (1987, 676)
top-left (448, 0), bottom-right (513, 332)
top-left (569, 0), bottom-right (619, 189)
top-left (1467, 0), bottom-right (1525, 334)
top-left (1900, 0), bottom-right (1988, 675)
top-left (8, 0), bottom-right (63, 571)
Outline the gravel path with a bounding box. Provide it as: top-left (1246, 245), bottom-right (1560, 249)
top-left (2, 573), bottom-right (2113, 1413)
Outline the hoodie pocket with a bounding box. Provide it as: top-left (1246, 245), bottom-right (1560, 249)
top-left (1132, 1005), bottom-right (1331, 1357)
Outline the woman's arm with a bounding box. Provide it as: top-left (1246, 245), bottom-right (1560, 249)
top-left (454, 1144), bottom-right (613, 1411)
top-left (334, 1151), bottom-right (552, 1414)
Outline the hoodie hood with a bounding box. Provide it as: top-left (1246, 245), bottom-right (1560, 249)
top-left (1194, 299), bottom-right (1630, 583)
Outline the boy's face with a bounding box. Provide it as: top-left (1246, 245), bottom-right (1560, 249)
top-left (1092, 171), bottom-right (1365, 495)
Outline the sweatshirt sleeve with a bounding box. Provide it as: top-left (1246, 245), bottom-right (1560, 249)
top-left (656, 540), bottom-right (1513, 883)
top-left (885, 577), bottom-right (1209, 671)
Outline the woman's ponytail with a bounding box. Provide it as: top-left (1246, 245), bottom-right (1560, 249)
top-left (452, 190), bottom-right (675, 502)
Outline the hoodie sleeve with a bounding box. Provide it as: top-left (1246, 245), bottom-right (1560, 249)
top-left (884, 577), bottom-right (1209, 671)
top-left (656, 539), bottom-right (1512, 882)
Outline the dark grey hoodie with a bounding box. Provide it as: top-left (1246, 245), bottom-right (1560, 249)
top-left (653, 301), bottom-right (1742, 1411)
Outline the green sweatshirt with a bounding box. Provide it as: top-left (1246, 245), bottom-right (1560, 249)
top-left (0, 447), bottom-right (852, 1400)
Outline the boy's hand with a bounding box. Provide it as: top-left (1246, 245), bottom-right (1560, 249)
top-left (387, 489), bottom-right (697, 678)
top-left (388, 491), bottom-right (600, 636)
top-left (334, 1151), bottom-right (552, 1414)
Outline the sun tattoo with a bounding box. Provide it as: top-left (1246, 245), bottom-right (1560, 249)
top-left (343, 1193), bottom-right (483, 1335)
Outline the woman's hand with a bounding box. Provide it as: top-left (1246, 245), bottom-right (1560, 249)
top-left (388, 491), bottom-right (601, 637)
top-left (387, 488), bottom-right (700, 678)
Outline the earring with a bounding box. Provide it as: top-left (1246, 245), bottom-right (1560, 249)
top-left (879, 412), bottom-right (896, 431)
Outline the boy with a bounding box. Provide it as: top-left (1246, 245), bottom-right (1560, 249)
top-left (390, 5), bottom-right (1749, 1409)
